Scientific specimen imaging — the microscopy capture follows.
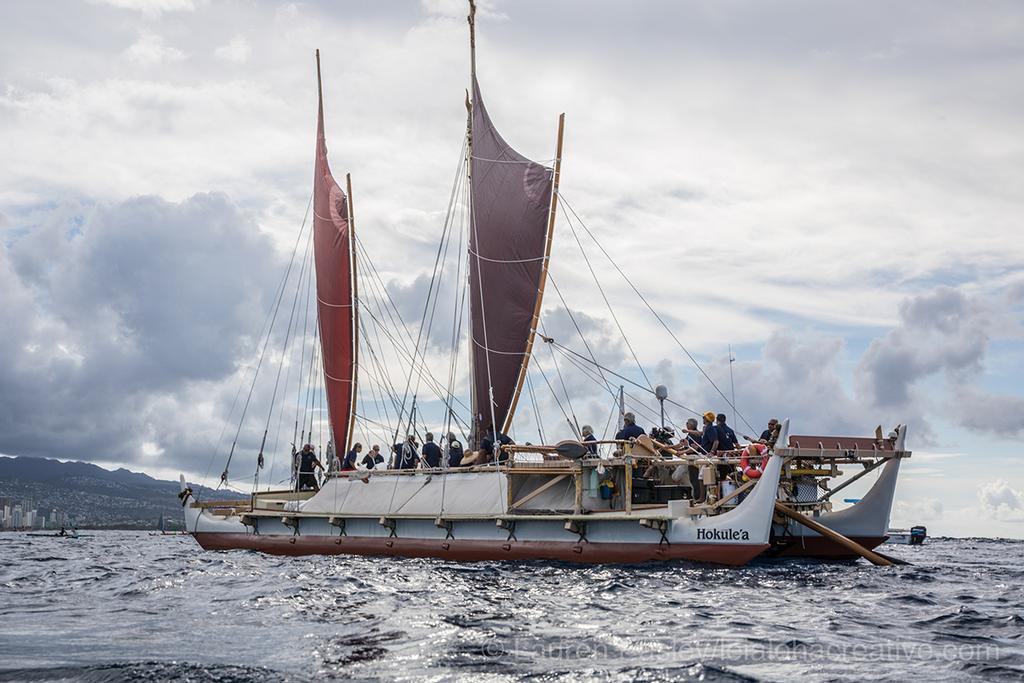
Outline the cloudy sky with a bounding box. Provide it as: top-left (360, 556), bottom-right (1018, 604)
top-left (2, 0), bottom-right (1022, 537)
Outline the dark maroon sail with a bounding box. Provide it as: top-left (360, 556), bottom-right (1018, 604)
top-left (312, 56), bottom-right (356, 452)
top-left (468, 76), bottom-right (554, 438)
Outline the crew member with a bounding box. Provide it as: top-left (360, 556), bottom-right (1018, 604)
top-left (297, 444), bottom-right (324, 491)
top-left (581, 424), bottom-right (598, 454)
top-left (615, 412), bottom-right (644, 441)
top-left (480, 426), bottom-right (513, 463)
top-left (700, 411), bottom-right (719, 454)
top-left (422, 432), bottom-right (443, 468)
top-left (715, 414), bottom-right (738, 452)
top-left (446, 432), bottom-right (464, 467)
top-left (342, 443), bottom-right (362, 471)
top-left (362, 444), bottom-right (385, 469)
top-left (395, 435), bottom-right (419, 470)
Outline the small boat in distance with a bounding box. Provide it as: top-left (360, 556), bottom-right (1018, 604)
top-left (886, 525), bottom-right (927, 546)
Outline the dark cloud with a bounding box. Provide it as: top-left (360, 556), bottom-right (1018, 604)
top-left (0, 193), bottom-right (281, 472)
top-left (952, 387), bottom-right (1024, 439)
top-left (858, 287), bottom-right (989, 407)
top-left (684, 331), bottom-right (876, 438)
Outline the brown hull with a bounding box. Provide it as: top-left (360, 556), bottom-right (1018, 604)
top-left (770, 536), bottom-right (887, 559)
top-left (193, 533), bottom-right (767, 566)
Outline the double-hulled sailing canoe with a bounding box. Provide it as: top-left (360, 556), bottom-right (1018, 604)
top-left (179, 3), bottom-right (790, 566)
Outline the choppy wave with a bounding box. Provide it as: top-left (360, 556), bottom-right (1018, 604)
top-left (0, 533), bottom-right (1021, 681)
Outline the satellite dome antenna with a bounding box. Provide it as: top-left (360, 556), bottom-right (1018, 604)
top-left (655, 385), bottom-right (668, 428)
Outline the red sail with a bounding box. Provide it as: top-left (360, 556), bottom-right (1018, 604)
top-left (313, 78), bottom-right (355, 451)
top-left (468, 76), bottom-right (554, 438)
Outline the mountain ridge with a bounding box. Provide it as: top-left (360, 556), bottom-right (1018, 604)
top-left (0, 455), bottom-right (243, 529)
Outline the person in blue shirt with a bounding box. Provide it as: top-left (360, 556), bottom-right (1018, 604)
top-left (715, 414), bottom-right (739, 452)
top-left (615, 412), bottom-right (644, 441)
top-left (342, 443), bottom-right (361, 471)
top-left (700, 411), bottom-right (719, 454)
top-left (422, 432), bottom-right (443, 468)
top-left (581, 424), bottom-right (598, 454)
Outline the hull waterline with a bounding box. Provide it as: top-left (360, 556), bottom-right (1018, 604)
top-left (192, 532), bottom-right (766, 566)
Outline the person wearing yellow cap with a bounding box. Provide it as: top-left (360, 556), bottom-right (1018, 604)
top-left (700, 411), bottom-right (719, 454)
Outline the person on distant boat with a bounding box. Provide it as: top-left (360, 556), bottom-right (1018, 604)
top-left (58, 526), bottom-right (67, 537)
top-left (362, 444), bottom-right (385, 469)
top-left (615, 412), bottom-right (645, 441)
top-left (297, 444), bottom-right (325, 491)
top-left (342, 443), bottom-right (362, 471)
top-left (581, 424), bottom-right (598, 454)
top-left (715, 414), bottom-right (739, 452)
top-left (422, 433), bottom-right (443, 468)
top-left (446, 432), bottom-right (464, 467)
top-left (480, 426), bottom-right (513, 463)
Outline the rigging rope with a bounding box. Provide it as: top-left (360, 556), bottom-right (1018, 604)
top-left (560, 194), bottom-right (759, 435)
top-left (219, 194), bottom-right (312, 487)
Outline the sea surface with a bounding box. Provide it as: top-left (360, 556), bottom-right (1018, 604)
top-left (0, 532), bottom-right (1021, 682)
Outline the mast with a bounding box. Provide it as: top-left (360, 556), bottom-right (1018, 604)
top-left (502, 112), bottom-right (565, 435)
top-left (346, 172), bottom-right (359, 454)
top-left (466, 0), bottom-right (481, 444)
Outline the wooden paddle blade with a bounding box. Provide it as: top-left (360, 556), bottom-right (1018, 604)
top-left (555, 440), bottom-right (589, 460)
top-left (634, 434), bottom-right (660, 456)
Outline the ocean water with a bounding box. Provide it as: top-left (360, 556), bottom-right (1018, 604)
top-left (0, 532), bottom-right (1021, 682)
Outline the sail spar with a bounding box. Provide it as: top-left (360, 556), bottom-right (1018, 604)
top-left (312, 51), bottom-right (356, 452)
top-left (468, 75), bottom-right (556, 438)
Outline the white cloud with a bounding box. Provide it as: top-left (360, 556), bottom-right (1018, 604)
top-left (891, 497), bottom-right (944, 529)
top-left (214, 35), bottom-right (251, 64)
top-left (88, 0), bottom-right (200, 15)
top-left (123, 31), bottom-right (187, 66)
top-left (978, 480), bottom-right (1024, 523)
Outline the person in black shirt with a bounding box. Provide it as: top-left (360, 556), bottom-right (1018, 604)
top-left (581, 424), bottom-right (598, 454)
top-left (422, 432), bottom-right (442, 468)
top-left (480, 426), bottom-right (513, 463)
top-left (446, 432), bottom-right (464, 467)
top-left (297, 444), bottom-right (324, 491)
top-left (394, 435), bottom-right (419, 469)
top-left (362, 444), bottom-right (385, 469)
top-left (744, 418), bottom-right (779, 448)
top-left (615, 412), bottom-right (645, 440)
